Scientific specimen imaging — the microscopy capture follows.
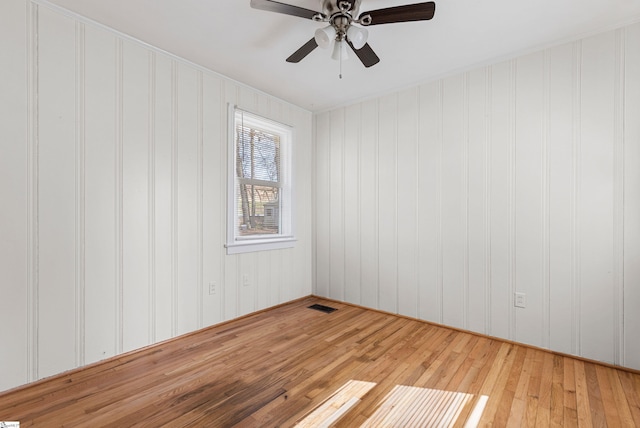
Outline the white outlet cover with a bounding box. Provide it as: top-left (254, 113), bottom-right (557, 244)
top-left (514, 292), bottom-right (526, 308)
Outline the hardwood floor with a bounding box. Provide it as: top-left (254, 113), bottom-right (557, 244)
top-left (1, 296), bottom-right (639, 427)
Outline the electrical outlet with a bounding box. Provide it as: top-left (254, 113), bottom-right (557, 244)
top-left (242, 274), bottom-right (250, 287)
top-left (209, 282), bottom-right (217, 295)
top-left (514, 292), bottom-right (526, 308)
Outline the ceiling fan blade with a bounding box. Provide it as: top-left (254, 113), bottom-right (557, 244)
top-left (347, 41), bottom-right (380, 68)
top-left (360, 2), bottom-right (436, 25)
top-left (250, 0), bottom-right (321, 20)
top-left (286, 38), bottom-right (319, 63)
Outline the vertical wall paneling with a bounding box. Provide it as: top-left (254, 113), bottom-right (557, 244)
top-left (115, 38), bottom-right (124, 354)
top-left (74, 21), bottom-right (86, 367)
top-left (27, 0), bottom-right (39, 383)
top-left (176, 64), bottom-right (199, 333)
top-left (219, 81), bottom-right (229, 317)
top-left (270, 247), bottom-right (282, 307)
top-left (148, 52), bottom-right (156, 343)
top-left (329, 109), bottom-right (345, 301)
top-left (377, 94), bottom-right (399, 313)
top-left (344, 104), bottom-right (361, 304)
top-left (257, 245), bottom-right (271, 311)
top-left (466, 68), bottom-right (489, 334)
top-left (571, 42), bottom-right (582, 356)
top-left (315, 112), bottom-right (331, 297)
top-left (196, 71), bottom-right (204, 329)
top-left (484, 69), bottom-right (492, 335)
top-left (153, 54), bottom-right (174, 342)
top-left (441, 76), bottom-right (465, 328)
top-left (547, 42), bottom-right (574, 355)
top-left (542, 51), bottom-right (551, 351)
top-left (311, 113), bottom-right (317, 298)
top-left (171, 61), bottom-right (179, 333)
top-left (37, 7), bottom-right (77, 377)
top-left (289, 108), bottom-right (303, 302)
top-left (237, 254), bottom-right (250, 317)
top-left (297, 107), bottom-right (314, 301)
top-left (417, 82), bottom-right (442, 323)
top-left (509, 60), bottom-right (517, 342)
top-left (202, 73), bottom-right (223, 326)
top-left (84, 26), bottom-right (118, 363)
top-left (488, 61), bottom-right (512, 339)
top-left (514, 51), bottom-right (545, 347)
top-left (281, 247), bottom-right (294, 303)
top-left (462, 75), bottom-right (470, 330)
top-left (579, 31), bottom-right (616, 364)
top-left (0, 0), bottom-right (29, 390)
top-left (122, 41), bottom-right (151, 352)
top-left (613, 29), bottom-right (625, 366)
top-left (396, 89), bottom-right (419, 318)
top-left (359, 100), bottom-right (379, 309)
top-left (624, 23), bottom-right (640, 370)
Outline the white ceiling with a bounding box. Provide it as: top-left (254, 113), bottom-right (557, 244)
top-left (44, 0), bottom-right (640, 112)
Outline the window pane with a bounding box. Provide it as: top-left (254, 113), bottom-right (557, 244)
top-left (236, 183), bottom-right (280, 236)
top-left (236, 125), bottom-right (280, 183)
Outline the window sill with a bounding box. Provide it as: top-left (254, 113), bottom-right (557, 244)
top-left (225, 237), bottom-right (297, 255)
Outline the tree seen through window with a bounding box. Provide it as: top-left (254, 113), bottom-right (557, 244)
top-left (235, 124), bottom-right (281, 235)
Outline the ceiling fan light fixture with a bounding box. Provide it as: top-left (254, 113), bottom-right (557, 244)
top-left (314, 25), bottom-right (336, 49)
top-left (331, 40), bottom-right (349, 61)
top-left (346, 25), bottom-right (368, 49)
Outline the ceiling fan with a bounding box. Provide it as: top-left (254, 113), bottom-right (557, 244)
top-left (250, 0), bottom-right (436, 68)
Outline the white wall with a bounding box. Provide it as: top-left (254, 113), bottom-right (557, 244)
top-left (0, 0), bottom-right (313, 392)
top-left (314, 22), bottom-right (640, 370)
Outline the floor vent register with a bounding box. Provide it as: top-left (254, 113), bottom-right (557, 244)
top-left (308, 304), bottom-right (337, 314)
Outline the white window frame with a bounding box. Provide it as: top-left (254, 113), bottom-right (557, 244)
top-left (226, 105), bottom-right (296, 254)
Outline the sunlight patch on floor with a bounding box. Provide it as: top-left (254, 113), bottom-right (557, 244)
top-left (295, 380), bottom-right (377, 428)
top-left (295, 380), bottom-right (489, 427)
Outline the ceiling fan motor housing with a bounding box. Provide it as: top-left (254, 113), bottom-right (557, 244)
top-left (321, 0), bottom-right (362, 17)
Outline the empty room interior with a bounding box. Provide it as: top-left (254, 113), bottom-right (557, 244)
top-left (1, 0), bottom-right (640, 426)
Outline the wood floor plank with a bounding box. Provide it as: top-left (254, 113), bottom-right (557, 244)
top-left (584, 362), bottom-right (607, 427)
top-left (595, 364), bottom-right (618, 427)
top-left (492, 345), bottom-right (528, 426)
top-left (574, 360), bottom-right (595, 427)
top-left (1, 296), bottom-right (639, 427)
top-left (617, 370), bottom-right (640, 426)
top-left (533, 351), bottom-right (554, 426)
top-left (563, 357), bottom-right (580, 427)
top-left (505, 347), bottom-right (534, 428)
top-left (550, 354), bottom-right (566, 427)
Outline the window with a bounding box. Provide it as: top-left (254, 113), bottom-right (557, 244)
top-left (226, 106), bottom-right (295, 254)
